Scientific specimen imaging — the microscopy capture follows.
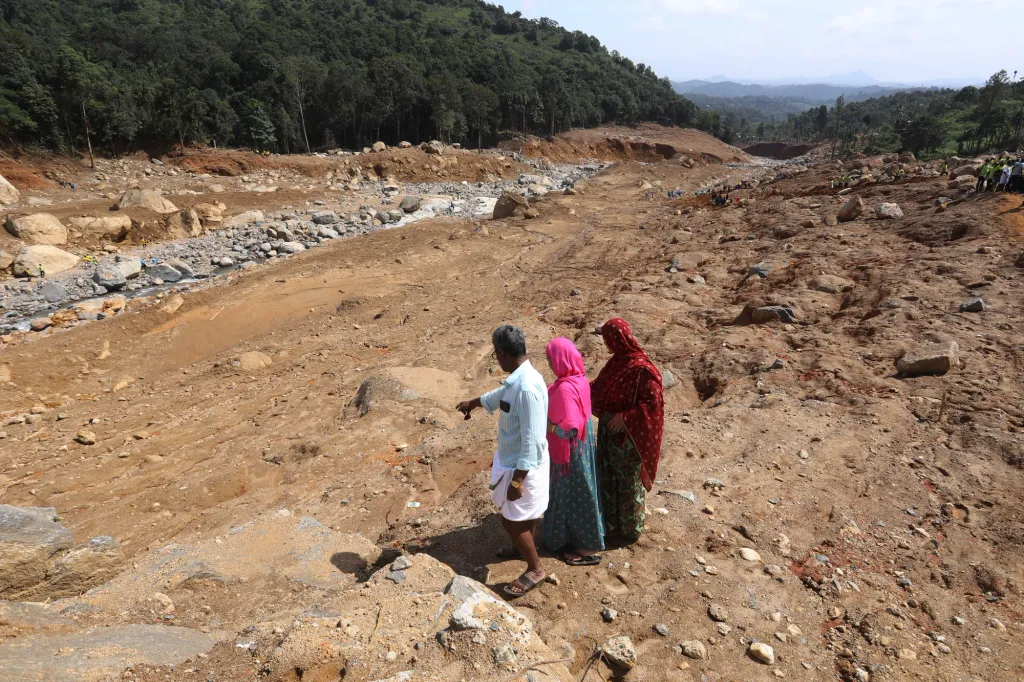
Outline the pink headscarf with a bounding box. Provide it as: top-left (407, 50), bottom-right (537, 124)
top-left (546, 338), bottom-right (592, 480)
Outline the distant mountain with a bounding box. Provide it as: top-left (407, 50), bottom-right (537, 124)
top-left (672, 80), bottom-right (917, 105)
top-left (677, 72), bottom-right (982, 91)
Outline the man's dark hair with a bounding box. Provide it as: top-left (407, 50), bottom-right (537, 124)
top-left (492, 325), bottom-right (527, 358)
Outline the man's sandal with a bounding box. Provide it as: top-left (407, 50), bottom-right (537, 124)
top-left (504, 571), bottom-right (545, 597)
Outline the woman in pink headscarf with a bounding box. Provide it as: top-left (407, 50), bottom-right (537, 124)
top-left (540, 337), bottom-right (605, 565)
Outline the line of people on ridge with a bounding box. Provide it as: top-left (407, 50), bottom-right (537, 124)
top-left (457, 320), bottom-right (664, 597)
top-left (977, 157), bottom-right (1024, 194)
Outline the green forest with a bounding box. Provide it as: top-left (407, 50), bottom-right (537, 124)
top-left (0, 0), bottom-right (713, 155)
top-left (734, 71), bottom-right (1024, 159)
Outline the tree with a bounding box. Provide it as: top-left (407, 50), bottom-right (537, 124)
top-left (462, 83), bottom-right (498, 149)
top-left (279, 56), bottom-right (326, 154)
top-left (55, 45), bottom-right (107, 167)
top-left (830, 95), bottom-right (845, 159)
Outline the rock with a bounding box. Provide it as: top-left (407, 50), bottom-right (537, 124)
top-left (4, 213), bottom-right (69, 245)
top-left (654, 623), bottom-right (669, 637)
top-left (93, 265), bottom-right (127, 291)
top-left (353, 374), bottom-right (420, 416)
top-left (114, 189), bottom-right (178, 214)
top-left (875, 203), bottom-right (904, 220)
top-left (75, 431), bottom-right (97, 445)
top-left (445, 574), bottom-right (491, 605)
top-left (312, 211), bottom-right (339, 225)
top-left (217, 257), bottom-right (235, 267)
top-left (235, 352), bottom-right (273, 371)
top-left (739, 548), bottom-right (762, 562)
top-left (12, 245), bottom-right (80, 278)
top-left (898, 151), bottom-right (916, 163)
top-left (708, 604), bottom-right (729, 622)
top-left (29, 317), bottom-right (51, 332)
top-left (772, 225), bottom-right (800, 239)
top-left (813, 274), bottom-right (854, 294)
top-left (837, 195), bottom-right (864, 222)
top-left (145, 263), bottom-right (182, 283)
top-left (524, 208), bottom-right (539, 219)
top-left (681, 641), bottom-right (707, 660)
top-left (0, 173), bottom-right (19, 205)
top-left (423, 140), bottom-right (444, 155)
top-left (67, 214), bottom-right (131, 241)
top-left (178, 208), bottom-right (204, 237)
top-left (391, 555), bottom-right (413, 571)
top-left (0, 250), bottom-right (13, 271)
top-left (399, 196), bottom-right (422, 213)
top-left (116, 258), bottom-right (143, 280)
top-left (0, 506), bottom-right (73, 598)
top-left (278, 241), bottom-right (306, 255)
top-left (448, 591), bottom-right (532, 643)
top-left (0, 624), bottom-right (218, 682)
top-left (895, 341), bottom-right (960, 377)
top-left (959, 298), bottom-right (985, 313)
top-left (749, 642), bottom-right (775, 665)
top-left (38, 281), bottom-right (67, 304)
top-left (600, 635), bottom-right (637, 671)
top-left (688, 274), bottom-right (706, 285)
top-left (751, 305), bottom-right (798, 324)
top-left (223, 210), bottom-right (265, 229)
top-left (601, 606), bottom-right (618, 622)
top-left (371, 141), bottom-right (387, 152)
top-left (399, 141), bottom-right (412, 149)
top-left (492, 191), bottom-right (530, 220)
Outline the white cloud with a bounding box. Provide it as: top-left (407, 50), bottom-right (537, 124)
top-left (631, 15), bottom-right (665, 32)
top-left (658, 0), bottom-right (740, 16)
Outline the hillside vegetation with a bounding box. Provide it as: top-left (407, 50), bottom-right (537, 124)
top-left (0, 0), bottom-right (709, 155)
top-left (730, 71), bottom-right (1024, 158)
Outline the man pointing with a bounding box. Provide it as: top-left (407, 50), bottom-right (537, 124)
top-left (458, 325), bottom-right (549, 597)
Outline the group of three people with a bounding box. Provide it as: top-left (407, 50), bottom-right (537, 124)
top-left (977, 157), bottom-right (1024, 193)
top-left (457, 319), bottom-right (664, 597)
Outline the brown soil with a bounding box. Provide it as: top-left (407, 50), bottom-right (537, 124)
top-left (743, 142), bottom-right (820, 160)
top-left (1, 125), bottom-right (1023, 682)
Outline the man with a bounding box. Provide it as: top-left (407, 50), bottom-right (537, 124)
top-left (1008, 159), bottom-right (1023, 194)
top-left (457, 325), bottom-right (549, 597)
top-left (988, 159), bottom-right (1004, 192)
top-left (977, 160), bottom-right (992, 193)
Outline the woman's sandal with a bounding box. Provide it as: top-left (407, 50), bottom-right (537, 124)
top-left (563, 552), bottom-right (602, 566)
top-left (504, 570), bottom-right (545, 597)
top-left (496, 545), bottom-right (523, 559)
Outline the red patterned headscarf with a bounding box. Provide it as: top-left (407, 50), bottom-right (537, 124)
top-left (591, 319), bottom-right (664, 491)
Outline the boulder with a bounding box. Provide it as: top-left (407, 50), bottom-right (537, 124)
top-left (812, 274), bottom-right (854, 294)
top-left (12, 245), bottom-right (80, 278)
top-left (93, 265), bottom-right (127, 291)
top-left (895, 341), bottom-right (959, 377)
top-left (312, 211), bottom-right (339, 225)
top-left (0, 250), bottom-right (13, 271)
top-left (371, 141), bottom-right (386, 152)
top-left (67, 215), bottom-right (132, 241)
top-left (193, 202), bottom-right (224, 224)
top-left (493, 191), bottom-right (530, 220)
top-left (114, 189), bottom-right (178, 214)
top-left (875, 202), bottom-right (904, 220)
top-left (837, 195), bottom-right (864, 222)
top-left (222, 210), bottom-right (265, 229)
top-left (399, 196), bottom-right (422, 213)
top-left (735, 303), bottom-right (797, 325)
top-left (145, 262), bottom-right (182, 282)
top-left (38, 281), bottom-right (67, 303)
top-left (116, 258), bottom-right (143, 280)
top-left (399, 141), bottom-right (412, 149)
top-left (353, 374), bottom-right (420, 416)
top-left (0, 173), bottom-right (19, 205)
top-left (278, 242), bottom-right (306, 255)
top-left (423, 140), bottom-right (444, 155)
top-left (0, 506), bottom-right (73, 598)
top-left (898, 152), bottom-right (916, 164)
top-left (235, 351), bottom-right (273, 371)
top-left (4, 213), bottom-right (69, 245)
top-left (179, 208), bottom-right (203, 237)
top-left (959, 298), bottom-right (985, 313)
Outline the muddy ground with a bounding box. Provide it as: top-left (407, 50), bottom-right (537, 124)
top-left (0, 128), bottom-right (1022, 682)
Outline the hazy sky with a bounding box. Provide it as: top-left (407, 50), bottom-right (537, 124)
top-left (500, 0), bottom-right (1023, 84)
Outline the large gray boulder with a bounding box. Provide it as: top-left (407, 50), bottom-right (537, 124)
top-left (5, 213), bottom-right (69, 245)
top-left (116, 257), bottom-right (143, 280)
top-left (12, 245), bottom-right (80, 278)
top-left (399, 196), bottom-right (422, 213)
top-left (93, 265), bottom-right (127, 291)
top-left (312, 211), bottom-right (339, 225)
top-left (145, 262), bottom-right (182, 282)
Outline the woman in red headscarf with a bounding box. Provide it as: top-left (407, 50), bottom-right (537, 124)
top-left (540, 338), bottom-right (605, 566)
top-left (590, 319), bottom-right (664, 543)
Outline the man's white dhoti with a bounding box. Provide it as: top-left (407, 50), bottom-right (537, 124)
top-left (490, 451), bottom-right (550, 522)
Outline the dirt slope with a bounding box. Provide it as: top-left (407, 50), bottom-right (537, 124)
top-left (1, 127), bottom-right (1022, 682)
